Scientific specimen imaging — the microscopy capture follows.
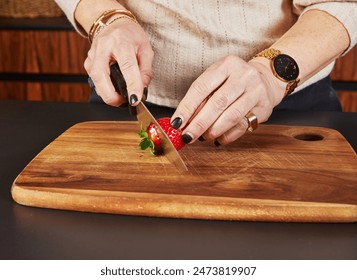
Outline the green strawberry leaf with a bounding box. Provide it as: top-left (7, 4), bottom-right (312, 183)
top-left (139, 138), bottom-right (153, 150)
top-left (138, 122), bottom-right (159, 156)
top-left (138, 129), bottom-right (148, 139)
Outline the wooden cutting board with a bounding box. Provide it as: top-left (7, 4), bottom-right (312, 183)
top-left (12, 121), bottom-right (357, 222)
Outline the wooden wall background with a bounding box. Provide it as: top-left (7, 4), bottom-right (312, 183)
top-left (0, 29), bottom-right (90, 102)
top-left (0, 19), bottom-right (356, 111)
top-left (330, 48), bottom-right (357, 112)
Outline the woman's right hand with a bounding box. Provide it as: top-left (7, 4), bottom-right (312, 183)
top-left (84, 17), bottom-right (154, 106)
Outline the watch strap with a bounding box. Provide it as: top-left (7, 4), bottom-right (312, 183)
top-left (254, 48), bottom-right (299, 97)
top-left (285, 79), bottom-right (300, 97)
top-left (254, 48), bottom-right (281, 60)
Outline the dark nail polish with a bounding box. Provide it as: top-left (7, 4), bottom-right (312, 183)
top-left (182, 133), bottom-right (193, 144)
top-left (171, 117), bottom-right (182, 129)
top-left (214, 140), bottom-right (221, 147)
top-left (198, 136), bottom-right (205, 142)
top-left (143, 87), bottom-right (148, 101)
top-left (129, 94), bottom-right (138, 105)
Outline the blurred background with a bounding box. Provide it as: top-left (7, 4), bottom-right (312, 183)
top-left (0, 0), bottom-right (356, 111)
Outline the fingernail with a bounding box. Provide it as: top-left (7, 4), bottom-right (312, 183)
top-left (143, 87), bottom-right (148, 101)
top-left (198, 136), bottom-right (205, 142)
top-left (171, 117), bottom-right (182, 129)
top-left (214, 140), bottom-right (221, 147)
top-left (129, 94), bottom-right (138, 105)
top-left (182, 133), bottom-right (193, 144)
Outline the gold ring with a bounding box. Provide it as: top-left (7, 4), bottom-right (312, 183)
top-left (244, 111), bottom-right (258, 132)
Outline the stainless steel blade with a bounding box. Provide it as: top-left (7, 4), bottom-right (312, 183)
top-left (136, 102), bottom-right (188, 172)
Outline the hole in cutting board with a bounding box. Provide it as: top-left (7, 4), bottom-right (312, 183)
top-left (294, 133), bottom-right (324, 141)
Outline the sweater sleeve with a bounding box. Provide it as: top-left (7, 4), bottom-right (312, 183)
top-left (293, 1), bottom-right (357, 54)
top-left (54, 0), bottom-right (86, 36)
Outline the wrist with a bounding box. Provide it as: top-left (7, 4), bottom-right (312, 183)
top-left (251, 48), bottom-right (301, 100)
top-left (75, 0), bottom-right (126, 34)
top-left (88, 9), bottom-right (138, 43)
top-left (248, 58), bottom-right (287, 106)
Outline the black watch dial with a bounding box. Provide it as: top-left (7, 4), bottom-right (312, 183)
top-left (272, 54), bottom-right (299, 82)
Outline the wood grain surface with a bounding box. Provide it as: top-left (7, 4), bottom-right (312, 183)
top-left (1, 28), bottom-right (357, 109)
top-left (12, 122), bottom-right (357, 222)
top-left (0, 30), bottom-right (90, 102)
top-left (331, 46), bottom-right (357, 112)
top-left (0, 30), bottom-right (89, 74)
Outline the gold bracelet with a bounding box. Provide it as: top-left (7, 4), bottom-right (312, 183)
top-left (90, 15), bottom-right (137, 42)
top-left (88, 9), bottom-right (138, 43)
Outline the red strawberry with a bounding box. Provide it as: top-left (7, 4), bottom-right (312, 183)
top-left (138, 117), bottom-right (185, 155)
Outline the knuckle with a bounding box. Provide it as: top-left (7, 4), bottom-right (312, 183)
top-left (237, 118), bottom-right (249, 131)
top-left (218, 133), bottom-right (230, 146)
top-left (205, 129), bottom-right (220, 140)
top-left (226, 109), bottom-right (244, 123)
top-left (255, 83), bottom-right (268, 95)
top-left (102, 95), bottom-right (120, 106)
top-left (191, 79), bottom-right (211, 96)
top-left (120, 58), bottom-right (136, 72)
top-left (88, 68), bottom-right (103, 81)
top-left (180, 102), bottom-right (197, 116)
top-left (260, 98), bottom-right (271, 110)
top-left (210, 94), bottom-right (229, 111)
top-left (194, 119), bottom-right (209, 133)
top-left (260, 115), bottom-right (269, 123)
top-left (86, 48), bottom-right (95, 60)
top-left (245, 66), bottom-right (259, 79)
top-left (221, 55), bottom-right (242, 70)
top-left (223, 54), bottom-right (239, 64)
top-left (141, 69), bottom-right (153, 82)
top-left (241, 121), bottom-right (249, 132)
top-left (84, 60), bottom-right (90, 72)
top-left (125, 79), bottom-right (141, 93)
top-left (84, 56), bottom-right (93, 72)
top-left (257, 108), bottom-right (272, 123)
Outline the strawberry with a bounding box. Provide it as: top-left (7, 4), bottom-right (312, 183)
top-left (138, 117), bottom-right (185, 155)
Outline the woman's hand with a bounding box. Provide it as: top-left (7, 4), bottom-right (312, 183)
top-left (171, 55), bottom-right (285, 146)
top-left (84, 18), bottom-right (154, 106)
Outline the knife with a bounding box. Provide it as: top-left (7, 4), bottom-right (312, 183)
top-left (135, 101), bottom-right (188, 171)
top-left (88, 63), bottom-right (188, 172)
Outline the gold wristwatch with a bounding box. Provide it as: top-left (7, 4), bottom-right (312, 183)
top-left (254, 48), bottom-right (300, 97)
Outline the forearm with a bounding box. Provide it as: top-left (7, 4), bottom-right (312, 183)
top-left (272, 9), bottom-right (349, 83)
top-left (250, 9), bottom-right (350, 101)
top-left (74, 0), bottom-right (128, 34)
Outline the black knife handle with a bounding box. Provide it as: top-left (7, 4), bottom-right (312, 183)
top-left (110, 62), bottom-right (137, 115)
top-left (109, 62), bottom-right (128, 99)
top-left (87, 62), bottom-right (127, 99)
top-left (87, 62), bottom-right (137, 115)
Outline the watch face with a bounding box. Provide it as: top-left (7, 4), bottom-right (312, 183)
top-left (272, 54), bottom-right (299, 82)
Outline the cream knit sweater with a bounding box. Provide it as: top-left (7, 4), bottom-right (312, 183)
top-left (55, 0), bottom-right (357, 108)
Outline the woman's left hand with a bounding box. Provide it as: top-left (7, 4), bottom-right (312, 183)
top-left (170, 55), bottom-right (285, 146)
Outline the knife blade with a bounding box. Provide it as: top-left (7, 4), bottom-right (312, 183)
top-left (88, 62), bottom-right (188, 171)
top-left (136, 101), bottom-right (188, 172)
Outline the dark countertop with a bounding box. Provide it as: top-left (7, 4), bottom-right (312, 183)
top-left (0, 100), bottom-right (356, 260)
